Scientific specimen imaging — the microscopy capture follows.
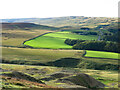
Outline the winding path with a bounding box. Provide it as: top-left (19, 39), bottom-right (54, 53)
top-left (98, 29), bottom-right (103, 41)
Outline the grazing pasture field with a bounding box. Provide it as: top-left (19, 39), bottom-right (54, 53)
top-left (2, 47), bottom-right (83, 64)
top-left (85, 50), bottom-right (119, 59)
top-left (2, 47), bottom-right (118, 67)
top-left (44, 31), bottom-right (98, 40)
top-left (24, 31), bottom-right (98, 49)
top-left (24, 36), bottom-right (72, 49)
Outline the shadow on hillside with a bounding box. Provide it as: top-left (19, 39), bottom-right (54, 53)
top-left (46, 58), bottom-right (81, 67)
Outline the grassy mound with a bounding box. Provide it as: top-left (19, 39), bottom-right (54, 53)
top-left (57, 73), bottom-right (105, 88)
top-left (3, 71), bottom-right (44, 84)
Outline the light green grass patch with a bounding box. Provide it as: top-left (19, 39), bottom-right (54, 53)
top-left (44, 31), bottom-right (98, 40)
top-left (85, 50), bottom-right (119, 59)
top-left (24, 36), bottom-right (72, 49)
top-left (24, 31), bottom-right (98, 49)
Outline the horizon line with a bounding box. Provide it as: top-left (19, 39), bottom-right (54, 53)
top-left (0, 16), bottom-right (118, 19)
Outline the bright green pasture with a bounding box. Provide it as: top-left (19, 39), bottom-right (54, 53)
top-left (24, 31), bottom-right (98, 49)
top-left (44, 32), bottom-right (98, 40)
top-left (24, 36), bottom-right (72, 49)
top-left (85, 50), bottom-right (119, 59)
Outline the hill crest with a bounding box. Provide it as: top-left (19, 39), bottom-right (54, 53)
top-left (1, 22), bottom-right (58, 30)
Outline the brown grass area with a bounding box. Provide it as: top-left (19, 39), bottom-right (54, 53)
top-left (2, 29), bottom-right (54, 46)
top-left (1, 75), bottom-right (57, 88)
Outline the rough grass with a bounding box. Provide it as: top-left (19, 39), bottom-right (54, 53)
top-left (2, 47), bottom-right (83, 64)
top-left (2, 47), bottom-right (118, 69)
top-left (24, 31), bottom-right (98, 49)
top-left (85, 50), bottom-right (119, 59)
top-left (1, 64), bottom-right (119, 88)
top-left (2, 29), bottom-right (54, 47)
top-left (1, 75), bottom-right (55, 88)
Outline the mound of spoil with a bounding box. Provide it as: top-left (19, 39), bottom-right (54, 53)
top-left (25, 68), bottom-right (52, 75)
top-left (56, 73), bottom-right (105, 88)
top-left (50, 72), bottom-right (71, 78)
top-left (2, 71), bottom-right (44, 84)
top-left (41, 72), bottom-right (71, 81)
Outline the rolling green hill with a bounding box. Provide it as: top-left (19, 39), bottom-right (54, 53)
top-left (24, 31), bottom-right (98, 49)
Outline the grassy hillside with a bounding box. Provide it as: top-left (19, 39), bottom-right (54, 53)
top-left (2, 29), bottom-right (54, 47)
top-left (2, 47), bottom-right (83, 64)
top-left (24, 31), bottom-right (98, 49)
top-left (44, 31), bottom-right (98, 40)
top-left (2, 47), bottom-right (118, 70)
top-left (24, 36), bottom-right (72, 49)
top-left (2, 23), bottom-right (58, 30)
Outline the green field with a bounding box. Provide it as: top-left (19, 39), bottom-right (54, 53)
top-left (24, 31), bottom-right (98, 49)
top-left (24, 36), bottom-right (72, 49)
top-left (2, 47), bottom-right (83, 64)
top-left (85, 50), bottom-right (119, 59)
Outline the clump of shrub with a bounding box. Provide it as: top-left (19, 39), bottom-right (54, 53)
top-left (64, 39), bottom-right (119, 53)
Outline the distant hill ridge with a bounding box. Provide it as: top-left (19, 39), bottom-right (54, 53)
top-left (0, 16), bottom-right (117, 27)
top-left (1, 22), bottom-right (58, 30)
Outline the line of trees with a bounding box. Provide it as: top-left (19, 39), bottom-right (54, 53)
top-left (64, 39), bottom-right (85, 46)
top-left (72, 31), bottom-right (98, 35)
top-left (102, 33), bottom-right (119, 42)
top-left (64, 39), bottom-right (119, 53)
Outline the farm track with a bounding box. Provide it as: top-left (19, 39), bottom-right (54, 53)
top-left (98, 29), bottom-right (103, 41)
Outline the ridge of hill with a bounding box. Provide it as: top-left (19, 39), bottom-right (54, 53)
top-left (1, 23), bottom-right (59, 30)
top-left (1, 16), bottom-right (118, 27)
